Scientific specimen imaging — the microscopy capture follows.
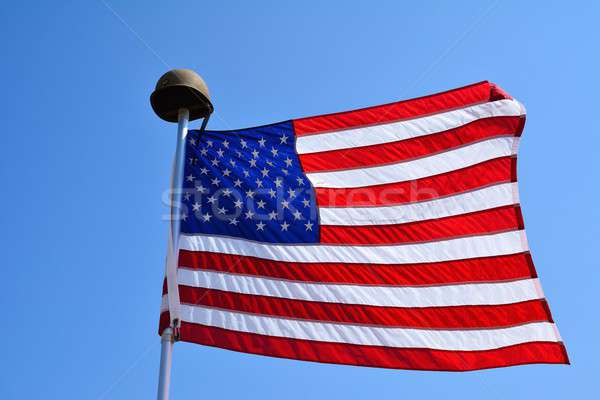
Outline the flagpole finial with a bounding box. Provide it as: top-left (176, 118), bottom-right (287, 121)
top-left (150, 69), bottom-right (214, 123)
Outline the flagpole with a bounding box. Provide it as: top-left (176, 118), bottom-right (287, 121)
top-left (157, 106), bottom-right (189, 400)
top-left (157, 327), bottom-right (174, 400)
top-left (150, 69), bottom-right (214, 400)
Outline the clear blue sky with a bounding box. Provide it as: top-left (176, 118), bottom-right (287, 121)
top-left (1, 1), bottom-right (598, 398)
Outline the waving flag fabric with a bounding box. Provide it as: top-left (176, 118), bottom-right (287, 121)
top-left (159, 81), bottom-right (569, 371)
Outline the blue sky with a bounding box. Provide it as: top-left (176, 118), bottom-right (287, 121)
top-left (1, 1), bottom-right (598, 398)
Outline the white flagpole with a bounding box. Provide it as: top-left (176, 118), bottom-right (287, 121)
top-left (157, 107), bottom-right (189, 400)
top-left (151, 69), bottom-right (213, 400)
top-left (157, 327), bottom-right (174, 400)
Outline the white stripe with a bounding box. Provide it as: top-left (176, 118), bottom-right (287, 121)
top-left (306, 137), bottom-right (518, 188)
top-left (179, 230), bottom-right (528, 264)
top-left (319, 182), bottom-right (518, 226)
top-left (178, 269), bottom-right (542, 307)
top-left (296, 99), bottom-right (524, 154)
top-left (178, 305), bottom-right (558, 351)
top-left (160, 296), bottom-right (169, 313)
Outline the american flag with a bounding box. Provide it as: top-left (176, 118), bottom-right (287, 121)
top-left (160, 81), bottom-right (568, 371)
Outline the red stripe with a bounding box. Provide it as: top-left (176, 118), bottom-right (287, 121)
top-left (177, 322), bottom-right (568, 371)
top-left (159, 310), bottom-right (170, 335)
top-left (178, 251), bottom-right (536, 286)
top-left (177, 287), bottom-right (552, 329)
top-left (299, 116), bottom-right (521, 172)
top-left (293, 81), bottom-right (508, 136)
top-left (320, 206), bottom-right (522, 245)
top-left (316, 157), bottom-right (515, 207)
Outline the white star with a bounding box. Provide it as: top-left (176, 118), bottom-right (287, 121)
top-left (281, 199), bottom-right (290, 209)
top-left (256, 221), bottom-right (266, 231)
top-left (233, 179), bottom-right (242, 187)
top-left (261, 167), bottom-right (269, 177)
top-left (200, 167), bottom-right (209, 175)
top-left (258, 137), bottom-right (266, 147)
top-left (202, 213), bottom-right (212, 222)
top-left (229, 159), bottom-right (236, 167)
top-left (206, 140), bottom-right (213, 147)
top-left (280, 134), bottom-right (289, 144)
top-left (255, 178), bottom-right (263, 188)
top-left (200, 148), bottom-right (208, 156)
top-left (186, 174), bottom-right (195, 182)
top-left (302, 198), bottom-right (310, 207)
top-left (280, 221), bottom-right (290, 231)
top-left (249, 158), bottom-right (257, 167)
top-left (222, 168), bottom-right (231, 177)
top-left (243, 170), bottom-right (250, 177)
top-left (257, 199), bottom-right (266, 209)
top-left (216, 148), bottom-right (224, 158)
top-left (281, 169), bottom-right (289, 175)
top-left (207, 196), bottom-right (217, 204)
top-left (223, 140), bottom-right (230, 149)
top-left (217, 206), bottom-right (227, 214)
top-left (246, 190), bottom-right (255, 198)
top-left (229, 217), bottom-right (238, 225)
top-left (296, 177), bottom-right (304, 185)
top-left (240, 139), bottom-right (248, 148)
top-left (271, 147), bottom-right (279, 157)
top-left (284, 157), bottom-right (293, 167)
top-left (211, 177), bottom-right (220, 186)
top-left (304, 221), bottom-right (314, 231)
top-left (251, 149), bottom-right (260, 158)
top-left (195, 184), bottom-right (206, 193)
top-left (181, 213), bottom-right (188, 221)
top-left (245, 210), bottom-right (255, 219)
top-left (189, 138), bottom-right (196, 146)
top-left (235, 150), bottom-right (242, 158)
top-left (211, 158), bottom-right (219, 166)
top-left (268, 210), bottom-right (277, 220)
top-left (274, 177), bottom-right (283, 187)
top-left (222, 188), bottom-right (232, 197)
top-left (183, 192), bottom-right (191, 201)
top-left (287, 188), bottom-right (296, 198)
top-left (188, 157), bottom-right (196, 165)
top-left (293, 210), bottom-right (303, 220)
top-left (268, 188), bottom-right (276, 198)
top-left (234, 199), bottom-right (243, 208)
top-left (192, 202), bottom-right (201, 212)
top-left (266, 160), bottom-right (274, 167)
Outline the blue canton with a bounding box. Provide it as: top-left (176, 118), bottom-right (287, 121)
top-left (180, 121), bottom-right (319, 243)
